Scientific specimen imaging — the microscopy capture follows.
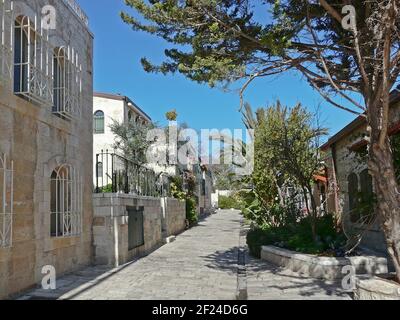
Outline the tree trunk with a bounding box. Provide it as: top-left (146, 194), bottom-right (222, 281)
top-left (369, 137), bottom-right (400, 283)
top-left (308, 186), bottom-right (319, 242)
top-left (302, 186), bottom-right (317, 241)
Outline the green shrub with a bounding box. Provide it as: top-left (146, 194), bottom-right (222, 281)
top-left (247, 227), bottom-right (282, 258)
top-left (170, 176), bottom-right (186, 200)
top-left (170, 176), bottom-right (199, 226)
top-left (218, 195), bottom-right (241, 209)
top-left (246, 215), bottom-right (346, 258)
top-left (186, 197), bottom-right (198, 225)
top-left (98, 184), bottom-right (113, 193)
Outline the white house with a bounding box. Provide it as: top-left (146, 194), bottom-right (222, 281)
top-left (92, 92), bottom-right (152, 189)
top-left (93, 92), bottom-right (151, 154)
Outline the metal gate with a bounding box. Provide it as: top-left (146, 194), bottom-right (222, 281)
top-left (127, 206), bottom-right (144, 250)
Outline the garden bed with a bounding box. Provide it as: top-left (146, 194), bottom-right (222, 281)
top-left (354, 275), bottom-right (400, 300)
top-left (261, 245), bottom-right (388, 280)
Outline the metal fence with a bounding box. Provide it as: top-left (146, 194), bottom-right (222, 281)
top-left (95, 151), bottom-right (171, 197)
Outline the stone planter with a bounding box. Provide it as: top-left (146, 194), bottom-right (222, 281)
top-left (261, 245), bottom-right (388, 280)
top-left (354, 275), bottom-right (400, 300)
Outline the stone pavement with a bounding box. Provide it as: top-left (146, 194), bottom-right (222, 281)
top-left (18, 210), bottom-right (351, 300)
top-left (246, 256), bottom-right (351, 300)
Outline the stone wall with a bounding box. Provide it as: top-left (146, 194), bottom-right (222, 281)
top-left (261, 246), bottom-right (388, 280)
top-left (0, 0), bottom-right (93, 299)
top-left (93, 194), bottom-right (185, 267)
top-left (325, 128), bottom-right (388, 253)
top-left (163, 198), bottom-right (186, 237)
top-left (325, 100), bottom-right (400, 254)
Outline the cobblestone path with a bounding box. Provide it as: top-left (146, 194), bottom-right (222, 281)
top-left (19, 210), bottom-right (350, 300)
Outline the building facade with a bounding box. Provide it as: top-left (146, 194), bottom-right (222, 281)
top-left (0, 0), bottom-right (93, 298)
top-left (322, 91), bottom-right (400, 254)
top-left (93, 92), bottom-right (151, 155)
top-left (93, 92), bottom-right (153, 189)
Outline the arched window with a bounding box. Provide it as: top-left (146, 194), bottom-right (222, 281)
top-left (360, 169), bottom-right (373, 197)
top-left (359, 169), bottom-right (375, 218)
top-left (13, 15), bottom-right (53, 105)
top-left (93, 110), bottom-right (104, 134)
top-left (53, 46), bottom-right (82, 119)
top-left (50, 165), bottom-right (82, 237)
top-left (348, 173), bottom-right (359, 223)
top-left (128, 110), bottom-right (132, 122)
top-left (53, 47), bottom-right (66, 115)
top-left (13, 16), bottom-right (30, 94)
top-left (96, 161), bottom-right (103, 179)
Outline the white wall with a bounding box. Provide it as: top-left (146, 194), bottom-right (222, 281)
top-left (93, 96), bottom-right (124, 156)
top-left (92, 95), bottom-right (155, 187)
top-left (93, 97), bottom-right (124, 187)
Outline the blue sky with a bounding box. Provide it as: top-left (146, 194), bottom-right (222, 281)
top-left (78, 0), bottom-right (357, 137)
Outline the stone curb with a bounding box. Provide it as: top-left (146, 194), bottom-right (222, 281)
top-left (261, 245), bottom-right (388, 280)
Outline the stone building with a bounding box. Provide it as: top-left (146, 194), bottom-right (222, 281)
top-left (91, 94), bottom-right (187, 267)
top-left (91, 96), bottom-right (213, 266)
top-left (321, 90), bottom-right (400, 254)
top-left (0, 0), bottom-right (93, 298)
top-left (93, 92), bottom-right (156, 192)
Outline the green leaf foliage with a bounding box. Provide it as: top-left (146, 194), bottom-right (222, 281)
top-left (247, 214), bottom-right (346, 258)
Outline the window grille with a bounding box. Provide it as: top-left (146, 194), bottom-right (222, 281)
top-left (93, 110), bottom-right (105, 134)
top-left (0, 0), bottom-right (13, 86)
top-left (14, 15), bottom-right (53, 106)
top-left (348, 173), bottom-right (359, 223)
top-left (50, 165), bottom-right (82, 237)
top-left (53, 46), bottom-right (82, 120)
top-left (359, 169), bottom-right (375, 220)
top-left (0, 153), bottom-right (13, 248)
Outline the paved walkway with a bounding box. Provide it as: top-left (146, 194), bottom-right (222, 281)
top-left (19, 210), bottom-right (350, 300)
top-left (246, 256), bottom-right (351, 300)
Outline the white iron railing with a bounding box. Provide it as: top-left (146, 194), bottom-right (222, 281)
top-left (53, 46), bottom-right (82, 119)
top-left (14, 15), bottom-right (53, 106)
top-left (0, 153), bottom-right (13, 248)
top-left (0, 0), bottom-right (13, 87)
top-left (2, 1), bottom-right (83, 119)
top-left (51, 164), bottom-right (82, 238)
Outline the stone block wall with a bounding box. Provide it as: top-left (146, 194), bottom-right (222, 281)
top-left (93, 194), bottom-right (165, 267)
top-left (0, 0), bottom-right (93, 299)
top-left (325, 101), bottom-right (400, 255)
top-left (93, 194), bottom-right (187, 267)
top-left (163, 198), bottom-right (186, 237)
top-left (327, 128), bottom-right (389, 254)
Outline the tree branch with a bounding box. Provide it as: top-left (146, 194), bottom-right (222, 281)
top-left (305, 5), bottom-right (366, 112)
top-left (317, 0), bottom-right (342, 23)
